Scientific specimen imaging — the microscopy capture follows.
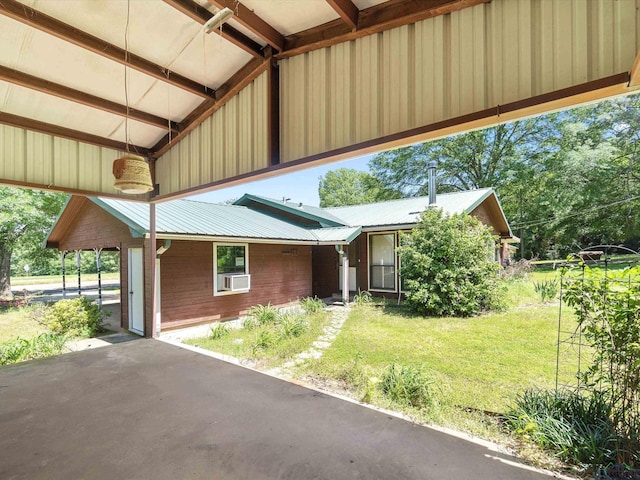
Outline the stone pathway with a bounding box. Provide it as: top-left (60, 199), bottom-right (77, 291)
top-left (266, 303), bottom-right (351, 378)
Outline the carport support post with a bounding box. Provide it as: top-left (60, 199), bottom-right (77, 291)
top-left (76, 250), bottom-right (81, 296)
top-left (95, 248), bottom-right (102, 305)
top-left (61, 251), bottom-right (67, 298)
top-left (336, 245), bottom-right (349, 305)
top-left (150, 203), bottom-right (158, 338)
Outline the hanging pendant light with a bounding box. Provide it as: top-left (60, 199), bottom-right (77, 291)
top-left (113, 154), bottom-right (153, 194)
top-left (112, 0), bottom-right (153, 195)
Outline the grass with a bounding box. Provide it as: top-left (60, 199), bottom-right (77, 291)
top-left (186, 309), bottom-right (332, 368)
top-left (304, 302), bottom-right (578, 414)
top-left (0, 305), bottom-right (48, 343)
top-left (11, 272), bottom-right (119, 286)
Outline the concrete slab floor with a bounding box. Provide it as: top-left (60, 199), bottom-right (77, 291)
top-left (0, 340), bottom-right (559, 480)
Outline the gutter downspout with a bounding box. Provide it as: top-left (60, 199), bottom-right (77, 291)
top-left (428, 160), bottom-right (438, 207)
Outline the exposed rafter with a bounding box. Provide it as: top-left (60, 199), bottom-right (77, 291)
top-left (0, 0), bottom-right (215, 99)
top-left (279, 0), bottom-right (491, 59)
top-left (326, 0), bottom-right (359, 30)
top-left (629, 50), bottom-right (640, 88)
top-left (153, 55), bottom-right (271, 157)
top-left (0, 112), bottom-right (153, 156)
top-left (163, 0), bottom-right (264, 58)
top-left (207, 0), bottom-right (284, 51)
top-left (0, 66), bottom-right (178, 133)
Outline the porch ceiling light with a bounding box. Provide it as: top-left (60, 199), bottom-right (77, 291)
top-left (204, 7), bottom-right (234, 33)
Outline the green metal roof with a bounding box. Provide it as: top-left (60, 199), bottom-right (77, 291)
top-left (91, 198), bottom-right (359, 244)
top-left (234, 194), bottom-right (346, 227)
top-left (49, 187), bottom-right (512, 247)
top-left (325, 188), bottom-right (496, 228)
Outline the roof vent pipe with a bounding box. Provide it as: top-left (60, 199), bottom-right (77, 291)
top-left (428, 160), bottom-right (438, 207)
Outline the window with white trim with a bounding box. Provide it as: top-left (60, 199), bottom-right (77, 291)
top-left (214, 243), bottom-right (250, 295)
top-left (369, 233), bottom-right (396, 291)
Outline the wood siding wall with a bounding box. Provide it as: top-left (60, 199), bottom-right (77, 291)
top-left (312, 245), bottom-right (338, 298)
top-left (159, 240), bottom-right (312, 329)
top-left (47, 196), bottom-right (143, 331)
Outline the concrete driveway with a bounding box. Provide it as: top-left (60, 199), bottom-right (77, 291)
top-left (0, 340), bottom-right (556, 480)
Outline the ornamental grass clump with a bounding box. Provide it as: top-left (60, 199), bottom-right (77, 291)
top-left (379, 363), bottom-right (437, 410)
top-left (397, 209), bottom-right (504, 317)
top-left (0, 333), bottom-right (66, 365)
top-left (505, 388), bottom-right (616, 467)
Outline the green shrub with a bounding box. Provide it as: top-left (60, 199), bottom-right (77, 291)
top-left (299, 296), bottom-right (325, 314)
top-left (0, 333), bottom-right (66, 365)
top-left (533, 279), bottom-right (559, 302)
top-left (209, 323), bottom-right (230, 340)
top-left (397, 209), bottom-right (505, 317)
top-left (379, 363), bottom-right (437, 410)
top-left (505, 388), bottom-right (616, 467)
top-left (42, 296), bottom-right (106, 338)
top-left (246, 303), bottom-right (279, 326)
top-left (278, 313), bottom-right (308, 339)
top-left (353, 290), bottom-right (373, 305)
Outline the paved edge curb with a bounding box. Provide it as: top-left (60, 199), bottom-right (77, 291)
top-left (157, 336), bottom-right (574, 480)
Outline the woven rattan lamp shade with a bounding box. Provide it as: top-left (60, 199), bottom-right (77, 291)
top-left (113, 154), bottom-right (153, 194)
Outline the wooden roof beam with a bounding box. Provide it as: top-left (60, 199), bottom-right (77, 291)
top-left (629, 49), bottom-right (640, 87)
top-left (207, 0), bottom-right (284, 51)
top-left (326, 0), bottom-right (359, 30)
top-left (0, 111), bottom-right (153, 156)
top-left (0, 66), bottom-right (178, 133)
top-left (163, 0), bottom-right (264, 58)
top-left (279, 0), bottom-right (491, 59)
top-left (0, 0), bottom-right (215, 100)
top-left (152, 54), bottom-right (271, 157)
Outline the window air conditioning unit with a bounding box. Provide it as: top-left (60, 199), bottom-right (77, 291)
top-left (223, 274), bottom-right (250, 292)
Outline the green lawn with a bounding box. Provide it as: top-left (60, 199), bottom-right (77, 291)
top-left (305, 302), bottom-right (578, 413)
top-left (186, 310), bottom-right (333, 368)
top-left (0, 306), bottom-right (48, 343)
top-left (11, 272), bottom-right (119, 286)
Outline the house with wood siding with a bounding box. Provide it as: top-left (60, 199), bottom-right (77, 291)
top-left (45, 188), bottom-right (514, 336)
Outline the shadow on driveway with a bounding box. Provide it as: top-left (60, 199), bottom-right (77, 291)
top-left (0, 340), bottom-right (556, 480)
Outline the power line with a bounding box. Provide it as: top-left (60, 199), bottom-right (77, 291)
top-left (511, 195), bottom-right (640, 229)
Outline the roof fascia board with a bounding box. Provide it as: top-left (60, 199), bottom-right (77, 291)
top-left (42, 194), bottom-right (72, 248)
top-left (147, 232), bottom-right (352, 245)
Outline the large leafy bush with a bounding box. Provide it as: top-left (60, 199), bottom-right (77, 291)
top-left (397, 208), bottom-right (504, 316)
top-left (42, 296), bottom-right (106, 338)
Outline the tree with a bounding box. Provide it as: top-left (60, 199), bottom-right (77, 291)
top-left (397, 209), bottom-right (504, 317)
top-left (0, 187), bottom-right (66, 299)
top-left (369, 118), bottom-right (559, 197)
top-left (318, 168), bottom-right (397, 207)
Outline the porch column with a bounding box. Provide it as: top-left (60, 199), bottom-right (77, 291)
top-left (149, 203), bottom-right (157, 338)
top-left (342, 250), bottom-right (349, 305)
top-left (95, 248), bottom-right (102, 305)
top-left (61, 251), bottom-right (67, 299)
top-left (76, 250), bottom-right (81, 296)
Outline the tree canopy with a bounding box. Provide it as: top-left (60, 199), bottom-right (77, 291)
top-left (319, 94), bottom-right (640, 259)
top-left (0, 187), bottom-right (66, 299)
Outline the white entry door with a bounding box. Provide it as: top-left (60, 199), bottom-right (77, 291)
top-left (128, 248), bottom-right (144, 335)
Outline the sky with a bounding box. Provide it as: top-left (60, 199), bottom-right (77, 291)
top-left (190, 153), bottom-right (373, 207)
